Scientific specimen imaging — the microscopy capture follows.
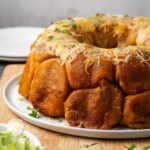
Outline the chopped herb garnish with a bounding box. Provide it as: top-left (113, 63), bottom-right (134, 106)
top-left (68, 17), bottom-right (73, 21)
top-left (124, 14), bottom-right (129, 17)
top-left (145, 52), bottom-right (150, 58)
top-left (17, 97), bottom-right (24, 101)
top-left (17, 77), bottom-right (21, 85)
top-left (48, 35), bottom-right (55, 40)
top-left (27, 107), bottom-right (42, 119)
top-left (71, 44), bottom-right (75, 48)
top-left (96, 13), bottom-right (105, 17)
top-left (62, 29), bottom-right (70, 34)
top-left (143, 145), bottom-right (150, 150)
top-left (96, 13), bottom-right (100, 17)
top-left (55, 28), bottom-right (61, 32)
top-left (80, 143), bottom-right (98, 148)
top-left (63, 24), bottom-right (70, 27)
top-left (125, 144), bottom-right (136, 150)
top-left (63, 45), bottom-right (67, 48)
top-left (58, 118), bottom-right (64, 122)
top-left (54, 28), bottom-right (70, 34)
top-left (72, 24), bottom-right (77, 30)
top-left (90, 143), bottom-right (98, 146)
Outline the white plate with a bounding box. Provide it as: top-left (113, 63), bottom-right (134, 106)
top-left (0, 123), bottom-right (42, 148)
top-left (0, 27), bottom-right (44, 58)
top-left (3, 73), bottom-right (150, 139)
top-left (0, 56), bottom-right (27, 62)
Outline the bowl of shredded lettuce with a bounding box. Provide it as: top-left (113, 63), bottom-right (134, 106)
top-left (0, 119), bottom-right (42, 150)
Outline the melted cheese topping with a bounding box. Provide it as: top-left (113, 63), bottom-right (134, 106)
top-left (31, 14), bottom-right (150, 67)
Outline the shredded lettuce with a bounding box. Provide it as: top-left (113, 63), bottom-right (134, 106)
top-left (0, 119), bottom-right (41, 150)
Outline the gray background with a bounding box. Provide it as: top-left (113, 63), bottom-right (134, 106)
top-left (0, 0), bottom-right (149, 28)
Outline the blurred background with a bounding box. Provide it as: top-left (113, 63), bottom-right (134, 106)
top-left (0, 0), bottom-right (149, 28)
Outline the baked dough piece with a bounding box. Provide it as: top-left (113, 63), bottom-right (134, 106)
top-left (122, 90), bottom-right (150, 129)
top-left (19, 50), bottom-right (36, 98)
top-left (116, 55), bottom-right (150, 94)
top-left (29, 59), bottom-right (70, 117)
top-left (19, 48), bottom-right (55, 98)
top-left (65, 80), bottom-right (123, 129)
top-left (66, 53), bottom-right (114, 89)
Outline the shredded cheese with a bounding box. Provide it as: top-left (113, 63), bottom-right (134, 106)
top-left (31, 14), bottom-right (150, 68)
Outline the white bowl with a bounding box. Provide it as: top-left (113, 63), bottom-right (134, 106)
top-left (0, 123), bottom-right (42, 149)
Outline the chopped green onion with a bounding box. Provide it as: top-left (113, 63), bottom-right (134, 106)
top-left (96, 13), bottom-right (105, 17)
top-left (80, 143), bottom-right (98, 148)
top-left (68, 17), bottom-right (73, 21)
top-left (54, 28), bottom-right (70, 34)
top-left (143, 145), bottom-right (150, 150)
top-left (96, 13), bottom-right (100, 17)
top-left (17, 77), bottom-right (21, 85)
top-left (145, 52), bottom-right (150, 58)
top-left (54, 28), bottom-right (61, 32)
top-left (27, 107), bottom-right (42, 119)
top-left (125, 144), bottom-right (136, 150)
top-left (90, 143), bottom-right (98, 146)
top-left (62, 29), bottom-right (70, 34)
top-left (63, 24), bottom-right (69, 27)
top-left (72, 24), bottom-right (77, 30)
top-left (71, 44), bottom-right (76, 48)
top-left (17, 97), bottom-right (24, 101)
top-left (124, 14), bottom-right (129, 17)
top-left (58, 118), bottom-right (64, 122)
top-left (48, 35), bottom-right (54, 40)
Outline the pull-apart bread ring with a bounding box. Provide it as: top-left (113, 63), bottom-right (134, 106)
top-left (19, 14), bottom-right (150, 129)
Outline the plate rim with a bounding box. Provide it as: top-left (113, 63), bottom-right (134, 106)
top-left (3, 73), bottom-right (150, 139)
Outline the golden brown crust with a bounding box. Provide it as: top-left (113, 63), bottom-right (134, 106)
top-left (19, 48), bottom-right (56, 98)
top-left (65, 53), bottom-right (90, 89)
top-left (29, 59), bottom-right (70, 117)
top-left (66, 53), bottom-right (115, 89)
top-left (19, 50), bottom-right (36, 97)
top-left (122, 90), bottom-right (150, 129)
top-left (116, 56), bottom-right (150, 94)
top-left (89, 58), bottom-right (115, 86)
top-left (65, 80), bottom-right (123, 129)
